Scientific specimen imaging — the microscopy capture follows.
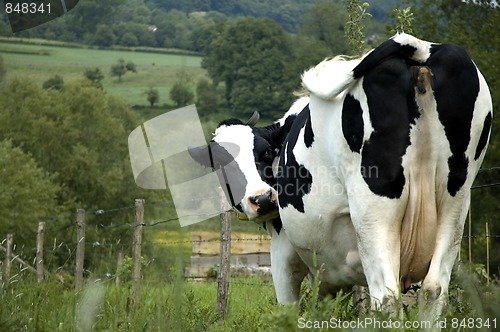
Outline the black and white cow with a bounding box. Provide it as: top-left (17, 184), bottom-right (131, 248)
top-left (189, 97), bottom-right (311, 303)
top-left (285, 33), bottom-right (492, 315)
top-left (191, 34), bottom-right (493, 317)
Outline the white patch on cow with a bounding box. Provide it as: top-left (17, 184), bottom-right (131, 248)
top-left (392, 33), bottom-right (434, 63)
top-left (467, 68), bottom-right (493, 166)
top-left (399, 83), bottom-right (444, 283)
top-left (301, 57), bottom-right (361, 100)
top-left (266, 221), bottom-right (309, 303)
top-left (213, 125), bottom-right (276, 220)
top-left (277, 96), bottom-right (309, 126)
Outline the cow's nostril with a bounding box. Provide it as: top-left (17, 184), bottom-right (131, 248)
top-left (250, 190), bottom-right (272, 205)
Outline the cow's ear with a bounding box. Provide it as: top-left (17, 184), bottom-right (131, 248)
top-left (188, 145), bottom-right (213, 168)
top-left (188, 142), bottom-right (240, 169)
top-left (271, 115), bottom-right (295, 148)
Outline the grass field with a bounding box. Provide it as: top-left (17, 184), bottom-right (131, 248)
top-left (1, 264), bottom-right (499, 331)
top-left (0, 41), bottom-right (207, 106)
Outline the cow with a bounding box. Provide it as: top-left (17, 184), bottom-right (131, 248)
top-left (189, 97), bottom-right (311, 303)
top-left (190, 33), bottom-right (493, 320)
top-left (286, 33), bottom-right (492, 317)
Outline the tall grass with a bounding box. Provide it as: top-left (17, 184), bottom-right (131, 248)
top-left (1, 261), bottom-right (498, 331)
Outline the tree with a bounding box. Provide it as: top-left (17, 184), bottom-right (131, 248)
top-left (83, 68), bottom-right (104, 89)
top-left (170, 74), bottom-right (194, 107)
top-left (298, 0), bottom-right (349, 55)
top-left (93, 24), bottom-right (117, 47)
top-left (110, 58), bottom-right (137, 82)
top-left (202, 18), bottom-right (294, 118)
top-left (0, 140), bottom-right (60, 246)
top-left (120, 31), bottom-right (139, 47)
top-left (195, 79), bottom-right (219, 115)
top-left (0, 78), bottom-right (146, 236)
top-left (144, 86), bottom-right (160, 107)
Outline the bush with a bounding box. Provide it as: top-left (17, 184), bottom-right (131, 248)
top-left (144, 86), bottom-right (159, 107)
top-left (42, 75), bottom-right (64, 91)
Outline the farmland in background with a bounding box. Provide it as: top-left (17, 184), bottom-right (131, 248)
top-left (0, 39), bottom-right (206, 108)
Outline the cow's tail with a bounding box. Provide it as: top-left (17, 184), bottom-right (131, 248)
top-left (301, 33), bottom-right (435, 100)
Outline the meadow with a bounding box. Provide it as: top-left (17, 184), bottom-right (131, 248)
top-left (1, 261), bottom-right (499, 331)
top-left (0, 39), bottom-right (207, 107)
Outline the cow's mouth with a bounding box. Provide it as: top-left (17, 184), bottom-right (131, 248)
top-left (233, 199), bottom-right (279, 222)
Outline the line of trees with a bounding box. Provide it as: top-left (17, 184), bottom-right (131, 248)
top-left (0, 0), bottom-right (399, 50)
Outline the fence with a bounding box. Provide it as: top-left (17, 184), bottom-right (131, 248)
top-left (0, 198), bottom-right (269, 319)
top-left (1, 185), bottom-right (499, 318)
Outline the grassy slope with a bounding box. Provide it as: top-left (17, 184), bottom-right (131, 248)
top-left (0, 41), bottom-right (207, 106)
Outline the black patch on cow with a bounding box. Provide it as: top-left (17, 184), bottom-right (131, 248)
top-left (272, 114), bottom-right (298, 149)
top-left (253, 130), bottom-right (278, 185)
top-left (426, 44), bottom-right (479, 196)
top-left (219, 118), bottom-right (244, 127)
top-left (359, 57), bottom-right (419, 199)
top-left (272, 217), bottom-right (282, 234)
top-left (474, 112), bottom-right (492, 161)
top-left (352, 39), bottom-right (421, 80)
top-left (277, 108), bottom-right (313, 212)
top-left (303, 105), bottom-right (314, 148)
top-left (342, 94), bottom-right (364, 153)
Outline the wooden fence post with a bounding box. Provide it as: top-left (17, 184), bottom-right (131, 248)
top-left (486, 222), bottom-right (490, 285)
top-left (115, 251), bottom-right (123, 286)
top-left (75, 209), bottom-right (86, 291)
top-left (5, 234), bottom-right (13, 279)
top-left (36, 222), bottom-right (45, 283)
top-left (132, 199), bottom-right (144, 304)
top-left (217, 202), bottom-right (231, 320)
top-left (468, 205), bottom-right (472, 263)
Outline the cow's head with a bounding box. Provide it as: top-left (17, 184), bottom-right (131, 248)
top-left (188, 111), bottom-right (296, 222)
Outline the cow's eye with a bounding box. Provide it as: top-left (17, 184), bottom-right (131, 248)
top-left (261, 149), bottom-right (274, 163)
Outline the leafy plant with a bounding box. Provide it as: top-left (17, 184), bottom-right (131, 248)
top-left (343, 0), bottom-right (372, 55)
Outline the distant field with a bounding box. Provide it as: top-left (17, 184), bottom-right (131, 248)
top-left (0, 41), bottom-right (207, 106)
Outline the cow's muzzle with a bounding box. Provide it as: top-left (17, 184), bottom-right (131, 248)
top-left (248, 189), bottom-right (277, 216)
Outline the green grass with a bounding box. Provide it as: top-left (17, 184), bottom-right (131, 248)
top-left (1, 263), bottom-right (499, 332)
top-left (0, 41), bottom-right (207, 106)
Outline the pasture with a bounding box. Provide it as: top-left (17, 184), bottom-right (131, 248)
top-left (0, 40), bottom-right (207, 106)
top-left (1, 260), bottom-right (499, 331)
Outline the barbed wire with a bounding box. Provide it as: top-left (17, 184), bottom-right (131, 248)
top-left (12, 233), bottom-right (499, 255)
top-left (83, 174), bottom-right (499, 218)
top-left (471, 182), bottom-right (500, 189)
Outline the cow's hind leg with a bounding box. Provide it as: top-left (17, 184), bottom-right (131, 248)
top-left (419, 193), bottom-right (470, 326)
top-left (349, 198), bottom-right (404, 313)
